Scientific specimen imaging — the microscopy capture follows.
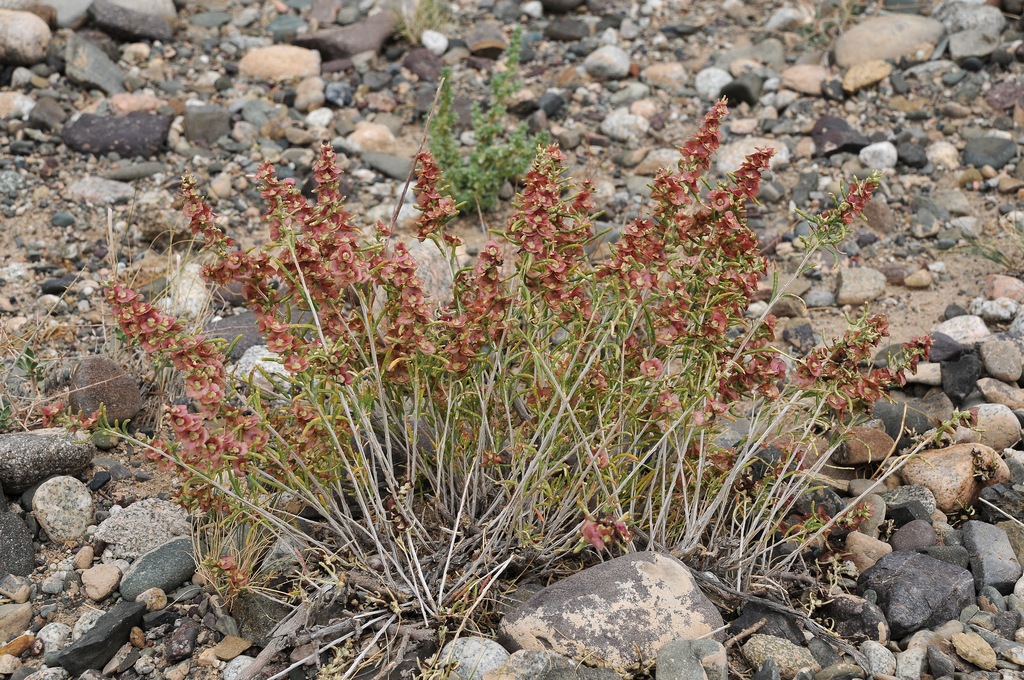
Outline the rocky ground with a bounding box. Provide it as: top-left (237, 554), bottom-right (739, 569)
top-left (8, 0), bottom-right (1024, 678)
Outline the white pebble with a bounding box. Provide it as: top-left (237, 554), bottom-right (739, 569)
top-left (421, 29), bottom-right (448, 56)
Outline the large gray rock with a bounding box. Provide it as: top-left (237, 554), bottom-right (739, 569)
top-left (0, 429), bottom-right (96, 494)
top-left (858, 551), bottom-right (975, 639)
top-left (93, 498), bottom-right (190, 560)
top-left (498, 552), bottom-right (724, 670)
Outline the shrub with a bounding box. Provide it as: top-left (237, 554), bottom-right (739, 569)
top-left (57, 101), bottom-right (930, 674)
top-left (428, 28), bottom-right (547, 214)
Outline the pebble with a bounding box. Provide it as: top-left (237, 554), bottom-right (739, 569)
top-left (859, 141), bottom-right (898, 170)
top-left (835, 267), bottom-right (886, 306)
top-left (67, 177), bottom-right (135, 206)
top-left (439, 637), bottom-right (510, 679)
top-left (583, 45), bottom-right (632, 79)
top-left (238, 45), bottom-right (321, 81)
top-left (421, 29), bottom-right (448, 56)
top-left (693, 67), bottom-right (733, 100)
top-left (832, 15), bottom-right (944, 68)
top-left (600, 108), bottom-right (649, 144)
top-left (780, 63), bottom-right (828, 96)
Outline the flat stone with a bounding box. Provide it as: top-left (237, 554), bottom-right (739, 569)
top-left (498, 553), bottom-right (724, 669)
top-left (716, 137), bottom-right (789, 174)
top-left (80, 563), bottom-right (120, 601)
top-left (62, 112), bottom-right (172, 158)
top-left (780, 64), bottom-right (828, 95)
top-left (842, 60), bottom-right (892, 93)
top-left (835, 267), bottom-right (886, 306)
top-left (49, 601), bottom-right (145, 677)
top-left (641, 62), bottom-right (688, 94)
top-left (87, 0), bottom-right (173, 41)
top-left (963, 520), bottom-right (1023, 594)
top-left (0, 604), bottom-right (32, 646)
top-left (67, 176), bottom-right (134, 205)
top-left (951, 631), bottom-right (997, 670)
top-left (292, 11), bottom-right (396, 61)
top-left (64, 33), bottom-right (124, 95)
top-left (833, 15), bottom-right (944, 69)
top-left (439, 637), bottom-right (509, 679)
top-left (0, 515), bottom-right (34, 577)
top-left (68, 355), bottom-right (144, 424)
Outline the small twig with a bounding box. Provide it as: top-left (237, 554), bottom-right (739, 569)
top-left (371, 631), bottom-right (411, 680)
top-left (724, 617), bottom-right (765, 649)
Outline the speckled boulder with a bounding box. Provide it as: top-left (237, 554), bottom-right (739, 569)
top-left (899, 443), bottom-right (1009, 513)
top-left (498, 552), bottom-right (724, 670)
top-left (0, 429), bottom-right (96, 494)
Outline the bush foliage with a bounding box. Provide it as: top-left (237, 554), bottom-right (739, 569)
top-left (54, 101), bottom-right (930, 674)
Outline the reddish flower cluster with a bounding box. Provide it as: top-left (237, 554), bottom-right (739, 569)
top-left (793, 314), bottom-right (931, 414)
top-left (580, 513), bottom-right (633, 551)
top-left (505, 145), bottom-right (595, 320)
top-left (105, 283), bottom-right (268, 480)
top-left (441, 240), bottom-right (510, 372)
top-left (413, 152), bottom-right (460, 245)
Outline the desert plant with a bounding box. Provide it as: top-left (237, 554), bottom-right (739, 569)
top-left (54, 101), bottom-right (931, 675)
top-left (393, 0), bottom-right (451, 45)
top-left (429, 27), bottom-right (546, 214)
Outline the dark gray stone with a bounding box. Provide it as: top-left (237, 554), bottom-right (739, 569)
top-left (119, 536), bottom-right (195, 601)
top-left (0, 430), bottom-right (96, 494)
top-left (811, 116), bottom-right (869, 156)
top-left (292, 12), bottom-right (397, 61)
top-left (183, 105), bottom-right (231, 146)
top-left (49, 601), bottom-right (146, 676)
top-left (164, 617), bottom-right (200, 663)
top-left (963, 136), bottom-right (1017, 169)
top-left (362, 152), bottom-right (412, 180)
top-left (858, 551), bottom-right (975, 639)
top-left (942, 352), bottom-right (981, 405)
top-left (889, 519), bottom-right (937, 552)
top-left (62, 112), bottom-right (172, 158)
top-left (963, 520), bottom-right (1023, 594)
top-left (0, 514), bottom-right (34, 576)
top-left (88, 0), bottom-right (174, 41)
top-left (205, 311), bottom-right (263, 361)
top-left (818, 593), bottom-right (889, 645)
top-left (729, 602), bottom-right (803, 646)
top-left (232, 589), bottom-right (294, 647)
top-left (872, 401), bottom-right (938, 450)
top-left (27, 97), bottom-right (67, 131)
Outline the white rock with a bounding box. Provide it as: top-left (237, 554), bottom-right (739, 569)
top-left (926, 140), bottom-right (961, 170)
top-left (694, 67), bottom-right (733, 100)
top-left (859, 141), bottom-right (898, 170)
top-left (716, 137), bottom-right (790, 174)
top-left (583, 45), bottom-right (631, 79)
top-left (0, 10), bottom-right (51, 65)
top-left (969, 297), bottom-right (1019, 323)
top-left (521, 1), bottom-right (543, 19)
top-left (421, 29), bottom-right (448, 56)
top-left (305, 107), bottom-right (334, 128)
top-left (600, 108), bottom-right (649, 144)
top-left (0, 92), bottom-right (35, 119)
top-left (933, 314), bottom-right (990, 345)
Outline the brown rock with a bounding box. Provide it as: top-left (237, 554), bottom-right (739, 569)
top-left (465, 22), bottom-right (508, 58)
top-left (292, 11), bottom-right (396, 61)
top-left (842, 60), bottom-right (892, 93)
top-left (900, 443), bottom-right (1010, 513)
top-left (836, 426), bottom-right (895, 465)
top-left (780, 63), bottom-right (828, 95)
top-left (846, 531), bottom-right (892, 573)
top-left (69, 356), bottom-right (144, 425)
top-left (984, 274), bottom-right (1024, 302)
top-left (951, 631), bottom-right (997, 670)
top-left (239, 45), bottom-right (321, 81)
top-left (212, 635), bottom-right (252, 661)
top-left (977, 377), bottom-right (1024, 411)
top-left (81, 564), bottom-right (121, 601)
top-left (0, 634), bottom-right (33, 658)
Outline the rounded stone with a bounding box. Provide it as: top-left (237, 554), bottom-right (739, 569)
top-left (68, 356), bottom-right (144, 426)
top-left (32, 476), bottom-right (94, 543)
top-left (583, 45), bottom-right (631, 80)
top-left (238, 45), bottom-right (321, 82)
top-left (439, 637), bottom-right (510, 679)
top-left (0, 10), bottom-right (51, 65)
top-left (694, 67), bottom-right (733, 100)
top-left (859, 141), bottom-right (899, 170)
